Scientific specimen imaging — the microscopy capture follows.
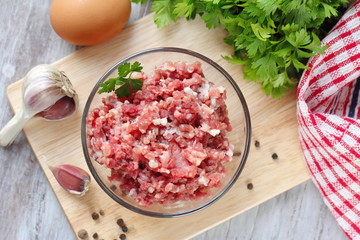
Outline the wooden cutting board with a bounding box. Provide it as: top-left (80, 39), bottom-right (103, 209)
top-left (6, 14), bottom-right (310, 240)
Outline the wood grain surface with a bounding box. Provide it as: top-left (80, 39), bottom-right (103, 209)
top-left (0, 1), bottom-right (348, 240)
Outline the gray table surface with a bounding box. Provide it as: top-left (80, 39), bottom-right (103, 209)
top-left (0, 1), bottom-right (349, 239)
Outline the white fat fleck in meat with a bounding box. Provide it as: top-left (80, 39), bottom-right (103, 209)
top-left (148, 187), bottom-right (155, 193)
top-left (101, 143), bottom-right (112, 157)
top-left (164, 127), bottom-right (177, 135)
top-left (184, 86), bottom-right (198, 96)
top-left (159, 151), bottom-right (170, 161)
top-left (124, 100), bottom-right (130, 104)
top-left (115, 101), bottom-right (123, 107)
top-left (142, 136), bottom-right (150, 144)
top-left (159, 168), bottom-right (170, 174)
top-left (152, 117), bottom-right (168, 126)
top-left (201, 103), bottom-right (214, 114)
top-left (129, 188), bottom-right (137, 198)
top-left (186, 63), bottom-right (194, 73)
top-left (200, 123), bottom-right (220, 136)
top-left (210, 97), bottom-right (217, 107)
top-left (198, 175), bottom-right (209, 186)
top-left (109, 108), bottom-right (117, 115)
top-left (99, 110), bottom-right (106, 116)
top-left (208, 129), bottom-right (220, 137)
top-left (149, 159), bottom-right (159, 168)
top-left (163, 62), bottom-right (176, 71)
top-left (226, 149), bottom-right (234, 158)
top-left (218, 86), bottom-right (226, 93)
top-left (177, 128), bottom-right (195, 139)
top-left (121, 122), bottom-right (130, 130)
top-left (94, 151), bottom-right (104, 160)
top-left (198, 82), bottom-right (210, 98)
top-left (200, 123), bottom-right (210, 131)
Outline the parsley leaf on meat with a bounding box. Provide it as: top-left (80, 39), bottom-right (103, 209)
top-left (98, 61), bottom-right (143, 98)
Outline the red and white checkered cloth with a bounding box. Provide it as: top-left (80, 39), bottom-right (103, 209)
top-left (297, 1), bottom-right (360, 239)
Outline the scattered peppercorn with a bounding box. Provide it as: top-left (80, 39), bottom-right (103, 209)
top-left (233, 151), bottom-right (242, 157)
top-left (120, 233), bottom-right (127, 240)
top-left (77, 229), bottom-right (88, 239)
top-left (121, 225), bottom-right (128, 233)
top-left (110, 185), bottom-right (117, 191)
top-left (92, 212), bottom-right (100, 220)
top-left (92, 232), bottom-right (98, 239)
top-left (116, 218), bottom-right (125, 227)
top-left (247, 183), bottom-right (254, 190)
top-left (255, 140), bottom-right (260, 148)
top-left (99, 209), bottom-right (105, 216)
top-left (272, 153), bottom-right (278, 160)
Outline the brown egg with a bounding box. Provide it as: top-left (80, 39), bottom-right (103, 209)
top-left (50, 0), bottom-right (131, 46)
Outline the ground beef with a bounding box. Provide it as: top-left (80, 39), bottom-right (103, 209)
top-left (86, 61), bottom-right (233, 206)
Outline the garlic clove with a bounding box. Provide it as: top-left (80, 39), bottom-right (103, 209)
top-left (50, 164), bottom-right (91, 196)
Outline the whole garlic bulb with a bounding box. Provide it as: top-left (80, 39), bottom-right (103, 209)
top-left (0, 64), bottom-right (78, 146)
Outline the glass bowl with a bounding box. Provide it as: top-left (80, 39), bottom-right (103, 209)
top-left (81, 47), bottom-right (251, 217)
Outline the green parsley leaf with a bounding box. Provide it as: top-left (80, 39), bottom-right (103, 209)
top-left (174, 1), bottom-right (195, 18)
top-left (130, 79), bottom-right (144, 91)
top-left (222, 55), bottom-right (247, 65)
top-left (98, 62), bottom-right (143, 98)
top-left (131, 61), bottom-right (143, 72)
top-left (201, 9), bottom-right (223, 29)
top-left (322, 3), bottom-right (338, 18)
top-left (98, 78), bottom-right (116, 94)
top-left (256, 0), bottom-right (280, 15)
top-left (151, 0), bottom-right (178, 27)
top-left (115, 83), bottom-right (131, 98)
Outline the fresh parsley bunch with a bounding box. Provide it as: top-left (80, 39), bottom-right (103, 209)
top-left (132, 0), bottom-right (348, 98)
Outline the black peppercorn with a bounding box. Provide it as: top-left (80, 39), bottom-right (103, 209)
top-left (110, 185), bottom-right (117, 191)
top-left (117, 218), bottom-right (125, 227)
top-left (99, 209), bottom-right (105, 216)
top-left (233, 151), bottom-right (241, 157)
top-left (247, 183), bottom-right (254, 190)
top-left (120, 233), bottom-right (127, 240)
top-left (272, 153), bottom-right (278, 160)
top-left (121, 225), bottom-right (128, 233)
top-left (77, 229), bottom-right (88, 239)
top-left (92, 232), bottom-right (98, 239)
top-left (92, 212), bottom-right (100, 220)
top-left (255, 140), bottom-right (260, 148)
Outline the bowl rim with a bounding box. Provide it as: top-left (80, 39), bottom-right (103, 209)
top-left (81, 47), bottom-right (251, 218)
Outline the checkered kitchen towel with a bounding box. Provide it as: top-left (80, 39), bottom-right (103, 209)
top-left (297, 1), bottom-right (360, 239)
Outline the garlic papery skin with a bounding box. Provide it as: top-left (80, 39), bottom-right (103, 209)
top-left (0, 64), bottom-right (78, 147)
top-left (50, 164), bottom-right (91, 196)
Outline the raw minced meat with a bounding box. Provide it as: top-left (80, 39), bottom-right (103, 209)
top-left (86, 61), bottom-right (234, 206)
